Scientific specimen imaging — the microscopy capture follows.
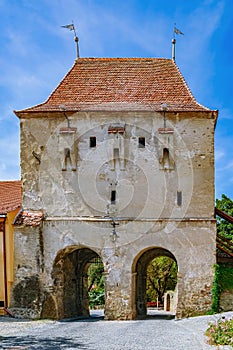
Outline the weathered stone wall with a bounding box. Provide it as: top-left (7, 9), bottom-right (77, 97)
top-left (10, 225), bottom-right (43, 318)
top-left (220, 290), bottom-right (233, 311)
top-left (12, 110), bottom-right (217, 319)
top-left (19, 111), bottom-right (215, 218)
top-left (12, 218), bottom-right (216, 319)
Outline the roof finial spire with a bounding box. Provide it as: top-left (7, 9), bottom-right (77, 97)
top-left (61, 22), bottom-right (80, 59)
top-left (172, 24), bottom-right (184, 62)
top-left (172, 37), bottom-right (176, 62)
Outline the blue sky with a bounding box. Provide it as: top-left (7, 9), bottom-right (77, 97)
top-left (0, 0), bottom-right (232, 199)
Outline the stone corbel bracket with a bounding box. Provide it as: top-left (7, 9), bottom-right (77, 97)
top-left (108, 124), bottom-right (126, 171)
top-left (59, 127), bottom-right (77, 171)
top-left (158, 128), bottom-right (175, 170)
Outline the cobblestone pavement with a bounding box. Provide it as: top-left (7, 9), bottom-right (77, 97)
top-left (0, 311), bottom-right (232, 349)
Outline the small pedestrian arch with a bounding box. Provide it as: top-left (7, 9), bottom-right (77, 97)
top-left (132, 247), bottom-right (178, 319)
top-left (41, 246), bottom-right (105, 320)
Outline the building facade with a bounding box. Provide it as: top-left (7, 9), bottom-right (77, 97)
top-left (12, 58), bottom-right (218, 319)
top-left (0, 181), bottom-right (21, 315)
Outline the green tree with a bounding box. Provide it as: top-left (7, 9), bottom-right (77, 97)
top-left (146, 256), bottom-right (177, 303)
top-left (216, 194), bottom-right (233, 240)
top-left (88, 261), bottom-right (105, 308)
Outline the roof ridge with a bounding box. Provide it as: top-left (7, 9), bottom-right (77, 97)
top-left (0, 180), bottom-right (21, 183)
top-left (73, 57), bottom-right (171, 61)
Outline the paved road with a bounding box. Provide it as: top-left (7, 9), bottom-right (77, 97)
top-left (0, 311), bottom-right (232, 349)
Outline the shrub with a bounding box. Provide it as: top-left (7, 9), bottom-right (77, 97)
top-left (88, 289), bottom-right (105, 308)
top-left (210, 264), bottom-right (221, 314)
top-left (219, 266), bottom-right (233, 291)
top-left (209, 265), bottom-right (233, 315)
top-left (205, 316), bottom-right (233, 346)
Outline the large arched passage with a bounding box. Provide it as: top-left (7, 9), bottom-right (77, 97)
top-left (132, 247), bottom-right (178, 319)
top-left (42, 246), bottom-right (104, 320)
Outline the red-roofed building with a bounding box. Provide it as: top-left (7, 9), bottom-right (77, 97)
top-left (16, 58), bottom-right (208, 115)
top-left (0, 181), bottom-right (21, 314)
top-left (12, 57), bottom-right (218, 320)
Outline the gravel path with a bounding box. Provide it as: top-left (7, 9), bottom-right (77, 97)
top-left (0, 311), bottom-right (232, 349)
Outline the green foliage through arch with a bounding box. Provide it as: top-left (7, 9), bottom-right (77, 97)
top-left (146, 256), bottom-right (178, 304)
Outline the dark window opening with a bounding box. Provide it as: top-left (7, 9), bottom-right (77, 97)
top-left (177, 191), bottom-right (182, 206)
top-left (163, 148), bottom-right (170, 169)
top-left (114, 148), bottom-right (119, 159)
top-left (113, 148), bottom-right (119, 169)
top-left (0, 301), bottom-right (4, 307)
top-left (111, 190), bottom-right (116, 204)
top-left (163, 148), bottom-right (169, 158)
top-left (90, 137), bottom-right (96, 148)
top-left (138, 137), bottom-right (145, 148)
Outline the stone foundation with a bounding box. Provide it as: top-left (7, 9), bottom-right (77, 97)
top-left (105, 290), bottom-right (132, 320)
top-left (176, 274), bottom-right (213, 318)
top-left (10, 218), bottom-right (216, 320)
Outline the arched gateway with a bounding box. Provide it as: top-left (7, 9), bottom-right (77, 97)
top-left (132, 247), bottom-right (177, 319)
top-left (11, 57), bottom-right (217, 320)
top-left (41, 247), bottom-right (104, 320)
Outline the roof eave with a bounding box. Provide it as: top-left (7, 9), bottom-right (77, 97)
top-left (0, 204), bottom-right (21, 215)
top-left (14, 107), bottom-right (218, 118)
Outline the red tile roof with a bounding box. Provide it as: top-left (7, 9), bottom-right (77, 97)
top-left (0, 181), bottom-right (21, 214)
top-left (15, 58), bottom-right (210, 115)
top-left (14, 210), bottom-right (43, 227)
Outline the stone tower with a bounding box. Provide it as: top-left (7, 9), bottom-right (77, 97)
top-left (12, 58), bottom-right (218, 319)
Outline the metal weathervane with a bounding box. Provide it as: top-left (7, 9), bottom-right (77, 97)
top-left (172, 24), bottom-right (184, 62)
top-left (61, 22), bottom-right (80, 59)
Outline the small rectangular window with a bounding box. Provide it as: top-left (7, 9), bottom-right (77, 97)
top-left (111, 190), bottom-right (116, 204)
top-left (177, 191), bottom-right (182, 206)
top-left (138, 137), bottom-right (145, 148)
top-left (114, 148), bottom-right (119, 159)
top-left (90, 136), bottom-right (96, 148)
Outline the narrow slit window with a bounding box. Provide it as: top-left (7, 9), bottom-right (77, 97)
top-left (113, 148), bottom-right (119, 169)
top-left (90, 136), bottom-right (96, 148)
top-left (138, 137), bottom-right (145, 148)
top-left (114, 148), bottom-right (119, 159)
top-left (177, 191), bottom-right (182, 206)
top-left (163, 148), bottom-right (170, 169)
top-left (111, 190), bottom-right (116, 204)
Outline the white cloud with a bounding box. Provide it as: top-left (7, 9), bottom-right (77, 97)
top-left (218, 108), bottom-right (233, 120)
top-left (0, 129), bottom-right (20, 180)
top-left (215, 149), bottom-right (225, 162)
top-left (178, 1), bottom-right (225, 105)
top-left (217, 161), bottom-right (233, 172)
